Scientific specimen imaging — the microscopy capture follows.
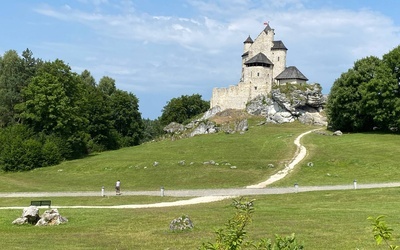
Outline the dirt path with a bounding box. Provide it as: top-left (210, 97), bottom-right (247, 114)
top-left (246, 129), bottom-right (319, 188)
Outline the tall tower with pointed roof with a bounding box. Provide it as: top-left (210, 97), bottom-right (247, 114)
top-left (210, 24), bottom-right (306, 111)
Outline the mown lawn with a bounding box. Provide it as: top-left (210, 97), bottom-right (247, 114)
top-left (1, 188), bottom-right (399, 249)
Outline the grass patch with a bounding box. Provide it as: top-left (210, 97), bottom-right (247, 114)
top-left (273, 131), bottom-right (400, 186)
top-left (0, 122), bottom-right (313, 192)
top-left (1, 188), bottom-right (399, 249)
top-left (0, 196), bottom-right (184, 207)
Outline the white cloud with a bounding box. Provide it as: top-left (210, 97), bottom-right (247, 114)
top-left (31, 0), bottom-right (400, 118)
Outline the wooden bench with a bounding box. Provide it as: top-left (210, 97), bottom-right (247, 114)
top-left (30, 200), bottom-right (51, 208)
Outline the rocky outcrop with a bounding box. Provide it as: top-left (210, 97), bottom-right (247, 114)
top-left (12, 207), bottom-right (68, 226)
top-left (163, 122), bottom-right (185, 134)
top-left (246, 84), bottom-right (327, 126)
top-left (169, 215), bottom-right (194, 231)
top-left (190, 121), bottom-right (219, 137)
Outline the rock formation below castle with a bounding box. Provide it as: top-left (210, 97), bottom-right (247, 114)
top-left (246, 83), bottom-right (327, 126)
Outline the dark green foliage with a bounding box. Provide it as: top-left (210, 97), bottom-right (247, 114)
top-left (327, 47), bottom-right (400, 132)
top-left (160, 94), bottom-right (209, 125)
top-left (109, 90), bottom-right (144, 147)
top-left (141, 118), bottom-right (164, 142)
top-left (81, 72), bottom-right (118, 152)
top-left (0, 125), bottom-right (63, 171)
top-left (0, 49), bottom-right (40, 127)
top-left (0, 49), bottom-right (145, 171)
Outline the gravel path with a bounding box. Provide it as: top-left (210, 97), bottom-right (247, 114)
top-left (2, 129), bottom-right (400, 209)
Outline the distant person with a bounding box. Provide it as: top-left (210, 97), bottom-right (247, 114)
top-left (115, 180), bottom-right (121, 195)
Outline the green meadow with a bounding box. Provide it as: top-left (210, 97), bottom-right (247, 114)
top-left (1, 120), bottom-right (400, 249)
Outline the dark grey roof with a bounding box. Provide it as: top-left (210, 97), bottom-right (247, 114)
top-left (263, 23), bottom-right (273, 33)
top-left (244, 53), bottom-right (273, 65)
top-left (272, 40), bottom-right (288, 50)
top-left (243, 35), bottom-right (253, 44)
top-left (275, 66), bottom-right (308, 81)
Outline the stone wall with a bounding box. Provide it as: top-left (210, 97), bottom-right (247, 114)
top-left (210, 26), bottom-right (288, 111)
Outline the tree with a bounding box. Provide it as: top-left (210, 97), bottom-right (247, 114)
top-left (327, 52), bottom-right (400, 132)
top-left (98, 76), bottom-right (116, 96)
top-left (17, 59), bottom-right (89, 158)
top-left (141, 118), bottom-right (164, 142)
top-left (160, 94), bottom-right (209, 125)
top-left (0, 49), bottom-right (40, 127)
top-left (0, 50), bottom-right (24, 126)
top-left (110, 89), bottom-right (144, 147)
top-left (80, 71), bottom-right (118, 151)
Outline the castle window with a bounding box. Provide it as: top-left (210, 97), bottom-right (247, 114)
top-left (257, 73), bottom-right (260, 77)
top-left (278, 57), bottom-right (280, 61)
top-left (255, 86), bottom-right (257, 90)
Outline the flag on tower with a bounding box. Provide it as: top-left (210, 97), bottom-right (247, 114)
top-left (264, 21), bottom-right (269, 25)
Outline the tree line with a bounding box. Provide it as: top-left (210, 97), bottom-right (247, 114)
top-left (0, 49), bottom-right (209, 171)
top-left (327, 45), bottom-right (400, 132)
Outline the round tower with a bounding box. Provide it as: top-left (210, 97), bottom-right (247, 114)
top-left (241, 36), bottom-right (253, 82)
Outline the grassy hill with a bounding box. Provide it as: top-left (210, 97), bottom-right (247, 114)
top-left (0, 119), bottom-right (315, 192)
top-left (1, 119), bottom-right (400, 249)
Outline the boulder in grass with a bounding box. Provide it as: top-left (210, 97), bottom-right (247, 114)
top-left (12, 206), bottom-right (40, 225)
top-left (169, 215), bottom-right (194, 231)
top-left (36, 209), bottom-right (68, 226)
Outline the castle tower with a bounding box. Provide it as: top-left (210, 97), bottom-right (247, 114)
top-left (210, 24), bottom-right (298, 111)
top-left (241, 36), bottom-right (253, 82)
top-left (241, 24), bottom-right (277, 98)
top-left (271, 40), bottom-right (287, 79)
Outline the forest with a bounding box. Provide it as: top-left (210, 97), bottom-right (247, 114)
top-left (0, 49), bottom-right (208, 171)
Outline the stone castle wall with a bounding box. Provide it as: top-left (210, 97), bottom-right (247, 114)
top-left (210, 26), bottom-right (287, 111)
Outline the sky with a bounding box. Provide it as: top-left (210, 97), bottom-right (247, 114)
top-left (1, 0), bottom-right (399, 119)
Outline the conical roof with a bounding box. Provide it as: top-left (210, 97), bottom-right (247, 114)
top-left (275, 66), bottom-right (308, 81)
top-left (243, 35), bottom-right (253, 44)
top-left (244, 53), bottom-right (273, 65)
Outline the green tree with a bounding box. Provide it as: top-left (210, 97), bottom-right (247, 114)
top-left (0, 49), bottom-right (40, 127)
top-left (17, 59), bottom-right (89, 158)
top-left (98, 76), bottom-right (116, 96)
top-left (81, 71), bottom-right (118, 151)
top-left (141, 118), bottom-right (164, 142)
top-left (160, 94), bottom-right (209, 125)
top-left (0, 50), bottom-right (23, 126)
top-left (110, 89), bottom-right (143, 147)
top-left (327, 53), bottom-right (400, 132)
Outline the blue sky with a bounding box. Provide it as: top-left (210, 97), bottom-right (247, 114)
top-left (1, 0), bottom-right (399, 119)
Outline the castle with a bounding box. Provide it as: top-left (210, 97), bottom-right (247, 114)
top-left (210, 24), bottom-right (308, 111)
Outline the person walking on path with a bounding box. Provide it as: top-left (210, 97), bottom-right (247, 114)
top-left (115, 180), bottom-right (121, 195)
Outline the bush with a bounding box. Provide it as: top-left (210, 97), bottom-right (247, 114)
top-left (200, 198), bottom-right (304, 250)
top-left (0, 125), bottom-right (63, 171)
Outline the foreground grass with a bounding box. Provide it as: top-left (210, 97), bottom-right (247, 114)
top-left (1, 188), bottom-right (399, 249)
